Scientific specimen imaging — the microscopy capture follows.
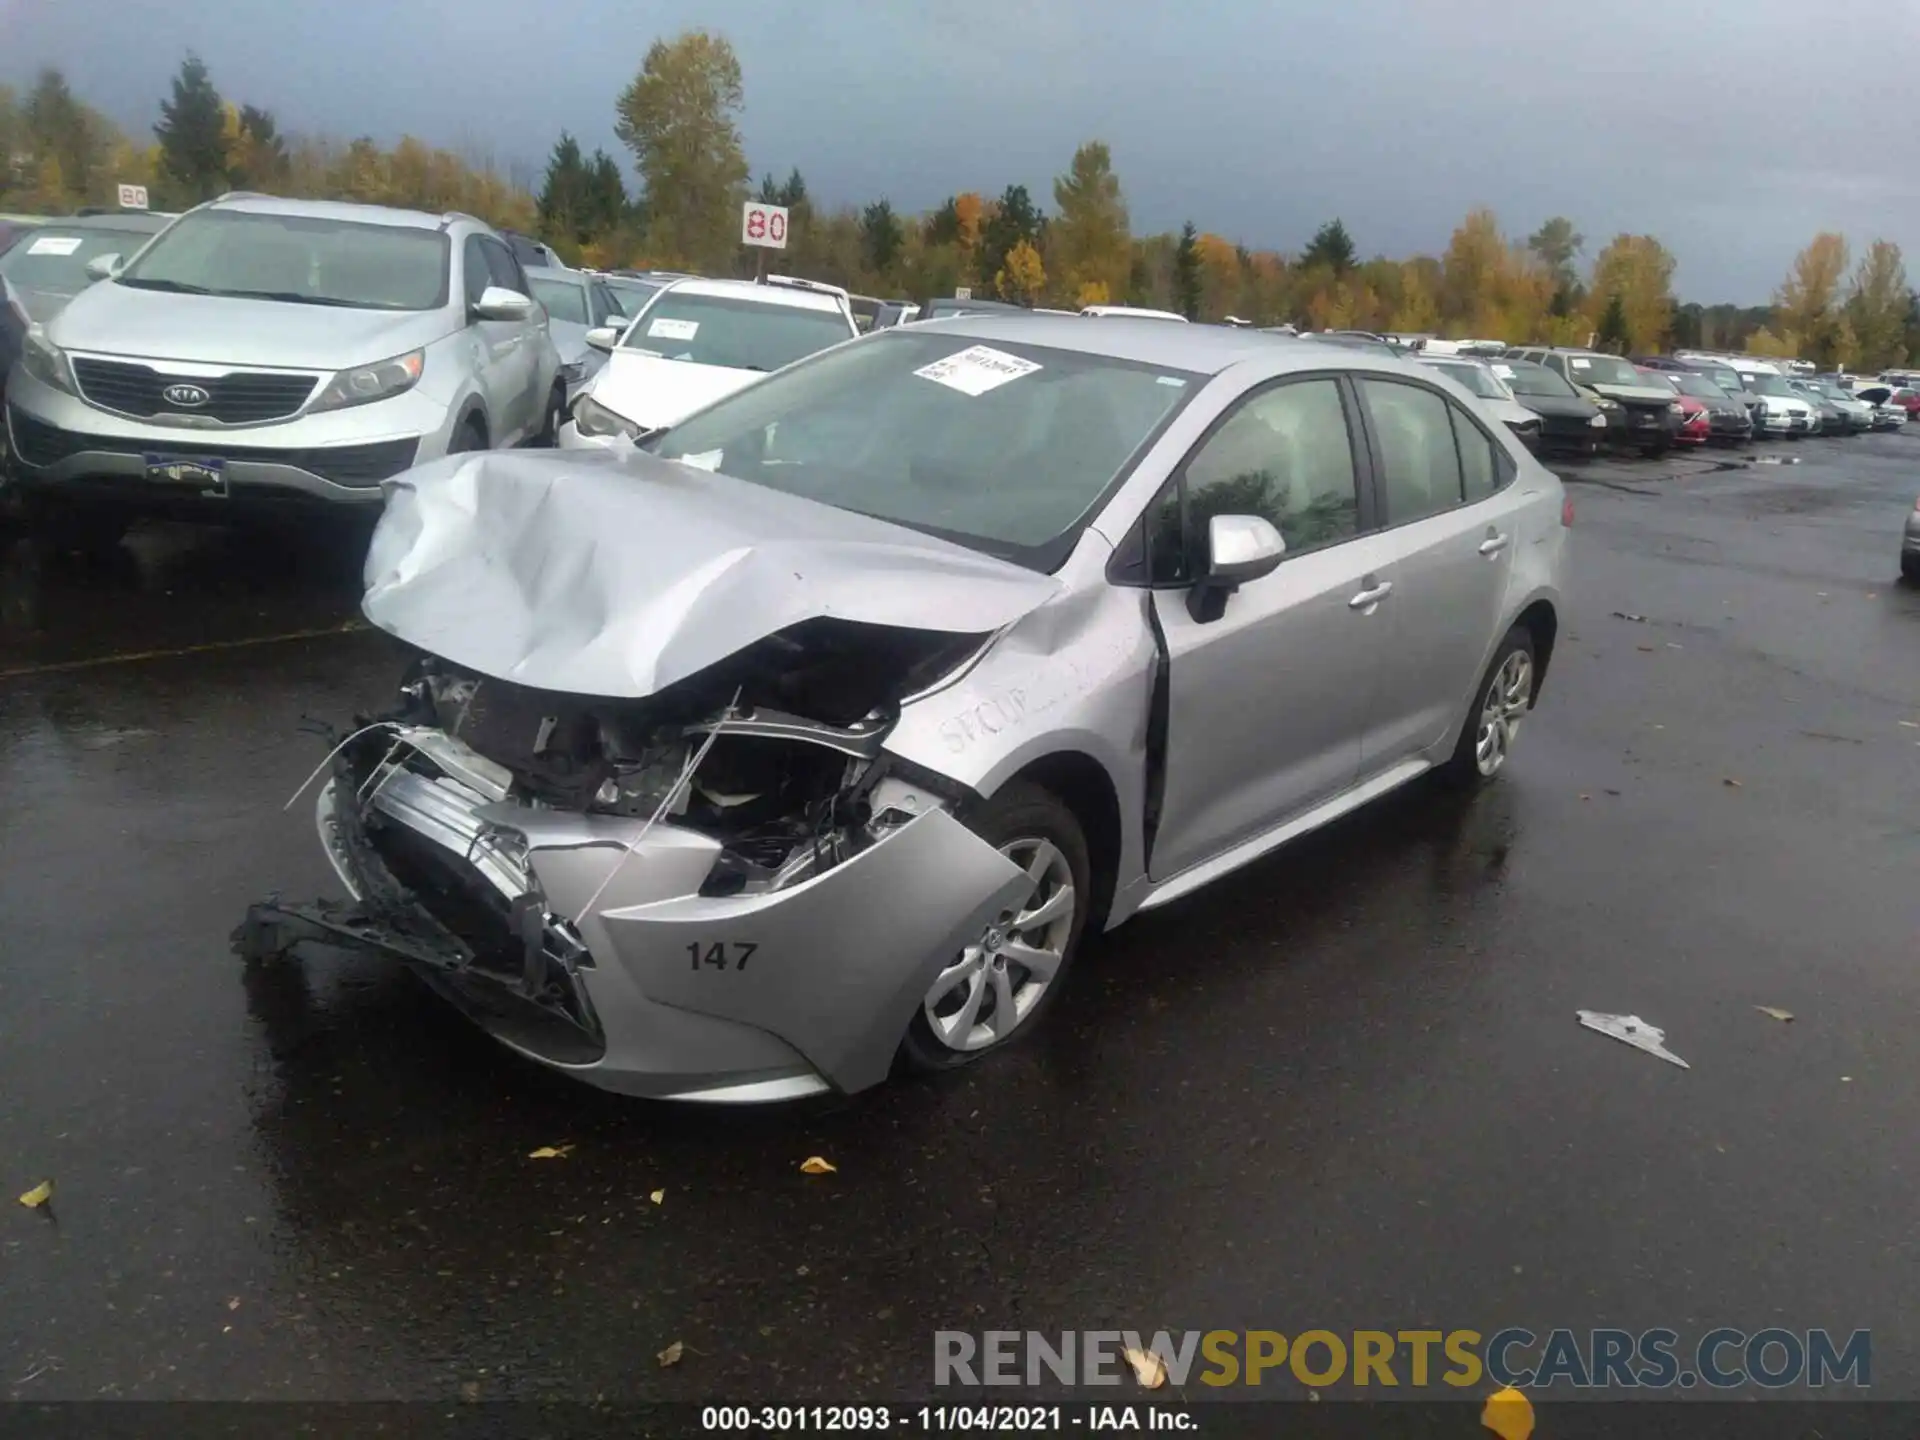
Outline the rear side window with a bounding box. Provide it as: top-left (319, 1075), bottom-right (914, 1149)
top-left (1359, 379), bottom-right (1463, 525)
top-left (1453, 407), bottom-right (1499, 503)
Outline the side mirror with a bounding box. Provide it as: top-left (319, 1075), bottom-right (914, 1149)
top-left (1187, 513), bottom-right (1286, 622)
top-left (584, 326), bottom-right (619, 354)
top-left (85, 253), bottom-right (123, 281)
top-left (471, 285), bottom-right (533, 322)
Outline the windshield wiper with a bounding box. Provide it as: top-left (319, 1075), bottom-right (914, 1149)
top-left (214, 291), bottom-right (369, 309)
top-left (116, 277), bottom-right (214, 295)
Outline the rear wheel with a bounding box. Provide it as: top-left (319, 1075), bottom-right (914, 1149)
top-left (1441, 626), bottom-right (1536, 788)
top-left (900, 781), bottom-right (1090, 1072)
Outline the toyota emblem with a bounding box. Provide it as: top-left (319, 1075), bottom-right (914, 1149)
top-left (163, 383), bottom-right (212, 408)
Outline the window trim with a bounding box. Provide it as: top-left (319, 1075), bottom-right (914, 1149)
top-left (1107, 369), bottom-right (1379, 590)
top-left (1348, 372), bottom-right (1515, 534)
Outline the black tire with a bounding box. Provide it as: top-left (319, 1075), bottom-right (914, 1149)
top-left (1441, 624), bottom-right (1537, 789)
top-left (1901, 553), bottom-right (1920, 586)
top-left (1640, 442), bottom-right (1669, 459)
top-left (899, 780), bottom-right (1092, 1073)
top-left (449, 416), bottom-right (487, 454)
top-left (532, 385), bottom-right (565, 448)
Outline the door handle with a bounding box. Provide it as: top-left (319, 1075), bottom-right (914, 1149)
top-left (1348, 580), bottom-right (1393, 611)
top-left (1479, 532), bottom-right (1510, 556)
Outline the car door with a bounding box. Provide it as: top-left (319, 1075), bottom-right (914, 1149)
top-left (460, 235), bottom-right (524, 444)
top-left (1351, 376), bottom-right (1519, 771)
top-left (1146, 374), bottom-right (1404, 882)
top-left (480, 236), bottom-right (543, 441)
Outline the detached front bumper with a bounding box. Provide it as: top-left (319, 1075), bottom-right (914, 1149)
top-left (241, 731), bottom-right (1030, 1101)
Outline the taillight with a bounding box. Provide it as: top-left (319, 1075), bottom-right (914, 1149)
top-left (1562, 495), bottom-right (1575, 527)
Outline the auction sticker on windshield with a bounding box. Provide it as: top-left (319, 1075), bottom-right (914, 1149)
top-left (648, 317), bottom-right (699, 341)
top-left (914, 345), bottom-right (1042, 397)
top-left (27, 236), bottom-right (83, 256)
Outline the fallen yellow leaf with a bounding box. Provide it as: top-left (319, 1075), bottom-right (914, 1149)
top-left (650, 1189), bottom-right (666, 1205)
top-left (1122, 1346), bottom-right (1167, 1389)
top-left (658, 1340), bottom-right (684, 1368)
top-left (1481, 1385), bottom-right (1535, 1440)
top-left (17, 1180), bottom-right (52, 1209)
top-left (527, 1145), bottom-right (574, 1160)
top-left (799, 1156), bottom-right (837, 1175)
top-left (1755, 1006), bottom-right (1795, 1022)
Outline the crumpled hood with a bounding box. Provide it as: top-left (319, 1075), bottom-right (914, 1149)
top-left (361, 447), bottom-right (1063, 698)
top-left (1586, 381), bottom-right (1679, 406)
top-left (587, 351), bottom-right (761, 432)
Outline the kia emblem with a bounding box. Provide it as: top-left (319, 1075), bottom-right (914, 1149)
top-left (163, 383), bottom-right (211, 408)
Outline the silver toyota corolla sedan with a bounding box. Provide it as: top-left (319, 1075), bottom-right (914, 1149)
top-left (242, 317), bottom-right (1568, 1102)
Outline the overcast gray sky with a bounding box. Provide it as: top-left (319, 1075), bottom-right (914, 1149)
top-left (6, 0), bottom-right (1917, 302)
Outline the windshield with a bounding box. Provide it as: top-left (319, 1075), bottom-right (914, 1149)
top-left (1741, 372), bottom-right (1794, 397)
top-left (1428, 361), bottom-right (1509, 400)
top-left (620, 292), bottom-right (852, 372)
top-left (117, 209), bottom-right (448, 310)
top-left (1668, 372), bottom-right (1728, 400)
top-left (1564, 354), bottom-right (1645, 387)
top-left (1695, 366), bottom-right (1744, 393)
top-left (1812, 382), bottom-right (1852, 401)
top-left (647, 331), bottom-right (1197, 564)
top-left (528, 275), bottom-right (589, 325)
top-left (1496, 360), bottom-right (1577, 399)
top-left (0, 225), bottom-right (157, 295)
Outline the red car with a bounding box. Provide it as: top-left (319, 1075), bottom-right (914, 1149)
top-left (1639, 367), bottom-right (1711, 445)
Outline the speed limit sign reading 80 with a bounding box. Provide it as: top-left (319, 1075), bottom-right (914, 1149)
top-left (741, 201), bottom-right (789, 250)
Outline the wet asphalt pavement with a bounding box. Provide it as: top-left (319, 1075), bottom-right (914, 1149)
top-left (2, 435), bottom-right (1919, 1410)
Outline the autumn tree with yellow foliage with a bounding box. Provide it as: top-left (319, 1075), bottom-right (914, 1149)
top-left (995, 239), bottom-right (1046, 306)
top-left (1773, 233), bottom-right (1852, 368)
top-left (1586, 235), bottom-right (1678, 353)
top-left (1049, 141), bottom-right (1130, 309)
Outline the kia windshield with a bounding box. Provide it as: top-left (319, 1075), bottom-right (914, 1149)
top-left (528, 275), bottom-right (590, 325)
top-left (620, 292), bottom-right (852, 372)
top-left (1668, 372), bottom-right (1730, 401)
top-left (116, 210), bottom-right (449, 310)
top-left (647, 331), bottom-right (1198, 566)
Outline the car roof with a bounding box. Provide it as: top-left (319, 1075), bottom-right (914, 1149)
top-left (654, 276), bottom-right (849, 314)
top-left (206, 193), bottom-right (455, 230)
top-left (912, 313), bottom-right (1430, 377)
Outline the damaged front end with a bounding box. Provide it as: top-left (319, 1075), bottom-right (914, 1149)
top-left (240, 619), bottom-right (1034, 1100)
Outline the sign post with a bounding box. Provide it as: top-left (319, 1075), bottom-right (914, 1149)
top-left (741, 200), bottom-right (789, 281)
top-left (116, 183), bottom-right (150, 211)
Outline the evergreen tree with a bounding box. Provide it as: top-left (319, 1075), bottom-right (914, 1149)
top-left (155, 53), bottom-right (228, 203)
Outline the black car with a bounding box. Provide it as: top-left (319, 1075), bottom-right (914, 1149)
top-left (1635, 355), bottom-right (1765, 428)
top-left (919, 296), bottom-right (1028, 321)
top-left (1496, 358), bottom-right (1608, 455)
top-left (1662, 369), bottom-right (1753, 443)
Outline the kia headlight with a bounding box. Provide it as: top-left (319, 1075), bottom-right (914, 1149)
top-left (571, 392), bottom-right (643, 441)
top-left (19, 328), bottom-right (75, 395)
top-left (1593, 396), bottom-right (1621, 412)
top-left (311, 350), bottom-right (424, 413)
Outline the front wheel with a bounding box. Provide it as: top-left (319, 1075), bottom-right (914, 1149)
top-left (1442, 626), bottom-right (1536, 787)
top-left (899, 781), bottom-right (1090, 1072)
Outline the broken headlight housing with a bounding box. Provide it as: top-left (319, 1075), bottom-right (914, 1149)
top-left (571, 393), bottom-right (643, 442)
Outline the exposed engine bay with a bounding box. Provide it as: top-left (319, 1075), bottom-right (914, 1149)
top-left (374, 618), bottom-right (986, 898)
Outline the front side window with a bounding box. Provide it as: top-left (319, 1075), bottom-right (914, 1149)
top-left (117, 209), bottom-right (450, 311)
top-left (622, 291), bottom-right (854, 372)
top-left (1155, 377), bottom-right (1361, 582)
top-left (648, 331), bottom-right (1197, 567)
top-left (1360, 379), bottom-right (1464, 525)
top-left (1453, 406), bottom-right (1498, 503)
top-left (479, 237), bottom-right (528, 296)
top-left (461, 236), bottom-right (490, 308)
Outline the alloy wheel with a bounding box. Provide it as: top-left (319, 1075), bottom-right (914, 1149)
top-left (921, 837), bottom-right (1075, 1053)
top-left (1474, 650), bottom-right (1533, 777)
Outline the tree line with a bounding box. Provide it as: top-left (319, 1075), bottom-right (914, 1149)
top-left (5, 33), bottom-right (1918, 369)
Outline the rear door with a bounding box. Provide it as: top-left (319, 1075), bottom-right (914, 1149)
top-left (1148, 374), bottom-right (1403, 881)
top-left (1352, 376), bottom-right (1520, 771)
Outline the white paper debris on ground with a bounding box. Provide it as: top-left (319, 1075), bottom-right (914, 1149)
top-left (1754, 1006), bottom-right (1795, 1023)
top-left (1577, 1011), bottom-right (1689, 1068)
top-left (798, 1156), bottom-right (837, 1175)
top-left (913, 345), bottom-right (1042, 397)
